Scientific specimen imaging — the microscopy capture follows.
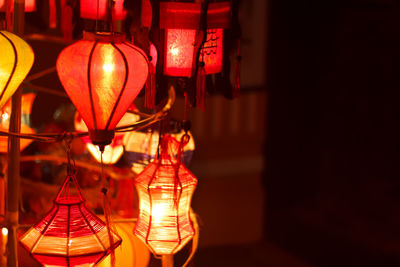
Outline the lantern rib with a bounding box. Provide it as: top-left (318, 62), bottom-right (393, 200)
top-left (104, 43), bottom-right (130, 130)
top-left (66, 205), bottom-right (71, 266)
top-left (78, 204), bottom-right (107, 252)
top-left (87, 41), bottom-right (99, 130)
top-left (0, 31), bottom-right (18, 104)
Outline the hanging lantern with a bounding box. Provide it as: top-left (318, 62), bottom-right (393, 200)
top-left (0, 93), bottom-right (36, 152)
top-left (20, 174), bottom-right (122, 267)
top-left (160, 2), bottom-right (230, 77)
top-left (74, 108), bottom-right (140, 164)
top-left (80, 0), bottom-right (126, 20)
top-left (0, 31), bottom-right (34, 109)
top-left (134, 134), bottom-right (197, 255)
top-left (57, 31), bottom-right (149, 146)
top-left (0, 0), bottom-right (36, 12)
top-left (123, 127), bottom-right (195, 175)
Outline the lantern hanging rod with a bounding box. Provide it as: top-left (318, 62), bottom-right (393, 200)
top-left (0, 86), bottom-right (175, 142)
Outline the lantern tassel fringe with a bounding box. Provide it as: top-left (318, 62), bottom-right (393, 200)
top-left (196, 64), bottom-right (206, 111)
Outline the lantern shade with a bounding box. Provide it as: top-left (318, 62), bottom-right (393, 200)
top-left (0, 93), bottom-right (35, 152)
top-left (124, 129), bottom-right (195, 175)
top-left (160, 2), bottom-right (230, 77)
top-left (80, 0), bottom-right (126, 20)
top-left (57, 32), bottom-right (149, 145)
top-left (0, 0), bottom-right (36, 12)
top-left (134, 135), bottom-right (197, 255)
top-left (20, 175), bottom-right (122, 267)
top-left (0, 31), bottom-right (34, 109)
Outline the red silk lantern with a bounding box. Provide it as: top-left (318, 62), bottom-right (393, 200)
top-left (0, 0), bottom-right (36, 12)
top-left (57, 32), bottom-right (149, 146)
top-left (160, 2), bottom-right (230, 77)
top-left (20, 174), bottom-right (122, 267)
top-left (80, 0), bottom-right (126, 20)
top-left (134, 135), bottom-right (197, 255)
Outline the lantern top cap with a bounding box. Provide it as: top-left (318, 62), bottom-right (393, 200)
top-left (83, 31), bottom-right (125, 43)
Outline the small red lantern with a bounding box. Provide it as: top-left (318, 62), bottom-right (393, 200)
top-left (160, 2), bottom-right (230, 77)
top-left (134, 135), bottom-right (197, 255)
top-left (80, 0), bottom-right (126, 20)
top-left (57, 31), bottom-right (149, 146)
top-left (0, 0), bottom-right (36, 12)
top-left (20, 174), bottom-right (122, 267)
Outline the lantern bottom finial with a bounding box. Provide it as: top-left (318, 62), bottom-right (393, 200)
top-left (89, 130), bottom-right (115, 146)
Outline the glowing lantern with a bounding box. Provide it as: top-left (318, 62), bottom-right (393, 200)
top-left (0, 0), bottom-right (36, 12)
top-left (80, 0), bottom-right (126, 20)
top-left (0, 93), bottom-right (36, 152)
top-left (134, 135), bottom-right (197, 255)
top-left (160, 2), bottom-right (230, 77)
top-left (74, 109), bottom-right (139, 164)
top-left (57, 31), bottom-right (149, 146)
top-left (123, 128), bottom-right (195, 175)
top-left (0, 31), bottom-right (34, 109)
top-left (20, 174), bottom-right (122, 267)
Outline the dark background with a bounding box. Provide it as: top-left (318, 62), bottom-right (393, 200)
top-left (266, 0), bottom-right (400, 266)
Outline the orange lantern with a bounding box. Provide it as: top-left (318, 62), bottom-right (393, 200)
top-left (0, 0), bottom-right (36, 12)
top-left (0, 93), bottom-right (36, 152)
top-left (160, 2), bottom-right (230, 77)
top-left (74, 109), bottom-right (139, 164)
top-left (134, 135), bottom-right (197, 255)
top-left (0, 31), bottom-right (34, 110)
top-left (57, 31), bottom-right (149, 146)
top-left (20, 174), bottom-right (122, 267)
top-left (80, 0), bottom-right (126, 20)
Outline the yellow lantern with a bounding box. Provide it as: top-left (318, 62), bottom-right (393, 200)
top-left (0, 31), bottom-right (34, 109)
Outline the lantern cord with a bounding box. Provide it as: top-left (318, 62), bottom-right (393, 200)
top-left (95, 0), bottom-right (99, 32)
top-left (100, 152), bottom-right (117, 267)
top-left (233, 39), bottom-right (241, 98)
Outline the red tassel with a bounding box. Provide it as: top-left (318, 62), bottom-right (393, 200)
top-left (233, 39), bottom-right (241, 98)
top-left (61, 0), bottom-right (73, 42)
top-left (145, 63), bottom-right (156, 109)
top-left (49, 0), bottom-right (57, 28)
top-left (141, 0), bottom-right (152, 28)
top-left (196, 62), bottom-right (206, 111)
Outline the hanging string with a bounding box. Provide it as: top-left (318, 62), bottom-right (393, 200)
top-left (95, 0), bottom-right (99, 32)
top-left (233, 39), bottom-right (241, 98)
top-left (100, 150), bottom-right (117, 267)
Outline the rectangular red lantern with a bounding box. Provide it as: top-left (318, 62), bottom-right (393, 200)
top-left (160, 2), bottom-right (230, 77)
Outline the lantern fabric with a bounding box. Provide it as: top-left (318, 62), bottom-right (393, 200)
top-left (57, 32), bottom-right (149, 146)
top-left (134, 135), bottom-right (197, 255)
top-left (0, 0), bottom-right (36, 12)
top-left (20, 174), bottom-right (122, 267)
top-left (80, 0), bottom-right (126, 20)
top-left (123, 128), bottom-right (195, 175)
top-left (74, 109), bottom-right (139, 164)
top-left (0, 93), bottom-right (36, 152)
top-left (0, 31), bottom-right (34, 109)
top-left (160, 2), bottom-right (230, 77)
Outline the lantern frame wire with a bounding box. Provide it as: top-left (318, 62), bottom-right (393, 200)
top-left (0, 31), bottom-right (18, 104)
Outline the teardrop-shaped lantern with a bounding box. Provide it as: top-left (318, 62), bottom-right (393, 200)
top-left (134, 135), bottom-right (197, 255)
top-left (0, 31), bottom-right (34, 109)
top-left (57, 32), bottom-right (149, 146)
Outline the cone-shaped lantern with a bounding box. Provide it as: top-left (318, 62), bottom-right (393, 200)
top-left (57, 31), bottom-right (149, 146)
top-left (0, 31), bottom-right (34, 109)
top-left (134, 135), bottom-right (197, 255)
top-left (20, 174), bottom-right (122, 267)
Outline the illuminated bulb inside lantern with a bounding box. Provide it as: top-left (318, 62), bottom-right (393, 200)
top-left (103, 63), bottom-right (114, 73)
top-left (170, 48), bottom-right (179, 56)
top-left (2, 228), bottom-right (7, 236)
top-left (1, 113), bottom-right (8, 121)
top-left (151, 203), bottom-right (169, 224)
